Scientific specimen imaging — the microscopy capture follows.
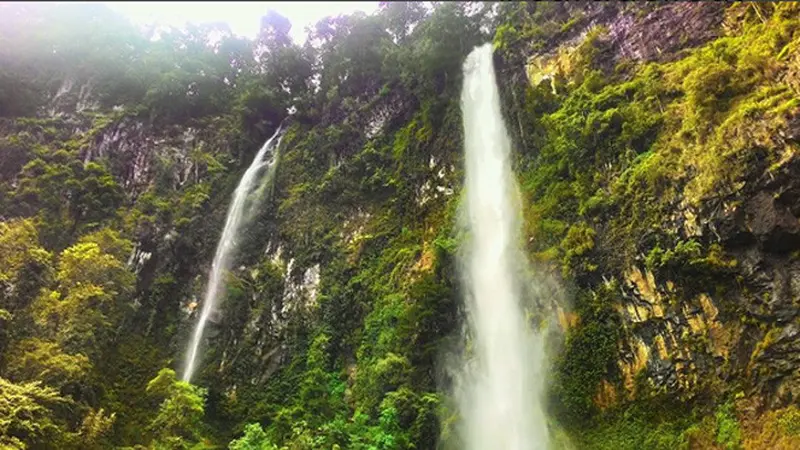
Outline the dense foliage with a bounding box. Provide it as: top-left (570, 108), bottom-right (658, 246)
top-left (1, 2), bottom-right (799, 449)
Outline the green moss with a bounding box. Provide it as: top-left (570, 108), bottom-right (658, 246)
top-left (493, 23), bottom-right (520, 51)
top-left (715, 401), bottom-right (743, 450)
top-left (561, 222), bottom-right (597, 277)
top-left (571, 397), bottom-right (707, 450)
top-left (516, 4), bottom-right (800, 280)
top-left (645, 240), bottom-right (738, 287)
top-left (778, 405), bottom-right (800, 436)
top-left (553, 283), bottom-right (621, 424)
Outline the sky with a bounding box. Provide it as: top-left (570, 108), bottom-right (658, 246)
top-left (103, 1), bottom-right (381, 44)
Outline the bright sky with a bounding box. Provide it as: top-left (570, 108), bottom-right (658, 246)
top-left (103, 1), bottom-right (381, 44)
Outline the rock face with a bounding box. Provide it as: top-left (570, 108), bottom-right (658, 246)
top-left (605, 2), bottom-right (725, 64)
top-left (498, 1), bottom-right (800, 414)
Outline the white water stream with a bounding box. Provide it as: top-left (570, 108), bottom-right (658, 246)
top-left (457, 43), bottom-right (550, 450)
top-left (183, 126), bottom-right (283, 382)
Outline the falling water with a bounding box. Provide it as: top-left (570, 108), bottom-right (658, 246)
top-left (456, 43), bottom-right (549, 449)
top-left (183, 126), bottom-right (284, 382)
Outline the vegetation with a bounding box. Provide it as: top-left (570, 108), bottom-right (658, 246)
top-left (1, 1), bottom-right (799, 449)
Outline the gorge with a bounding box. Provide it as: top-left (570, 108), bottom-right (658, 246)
top-left (1, 2), bottom-right (800, 449)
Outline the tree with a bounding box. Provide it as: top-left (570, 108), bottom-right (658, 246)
top-left (308, 13), bottom-right (392, 101)
top-left (0, 3), bottom-right (146, 113)
top-left (145, 368), bottom-right (209, 449)
top-left (67, 163), bottom-right (125, 234)
top-left (0, 219), bottom-right (53, 314)
top-left (12, 154), bottom-right (124, 248)
top-left (228, 423), bottom-right (278, 450)
top-left (75, 408), bottom-right (116, 449)
top-left (237, 10), bottom-right (312, 134)
top-left (0, 133), bottom-right (36, 181)
top-left (31, 230), bottom-right (134, 357)
top-left (0, 308), bottom-right (11, 354)
top-left (0, 377), bottom-right (71, 448)
top-left (404, 2), bottom-right (486, 95)
top-left (258, 10), bottom-right (292, 49)
top-left (4, 338), bottom-right (90, 389)
top-left (0, 376), bottom-right (115, 449)
top-left (379, 1), bottom-right (428, 43)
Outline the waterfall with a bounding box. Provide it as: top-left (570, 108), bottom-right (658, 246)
top-left (182, 126), bottom-right (284, 383)
top-left (456, 43), bottom-right (549, 449)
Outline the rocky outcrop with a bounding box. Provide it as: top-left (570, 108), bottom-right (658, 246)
top-left (606, 153), bottom-right (800, 408)
top-left (497, 1), bottom-right (800, 415)
top-left (606, 2), bottom-right (725, 64)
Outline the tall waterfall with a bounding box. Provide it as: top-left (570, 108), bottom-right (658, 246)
top-left (183, 126), bottom-right (284, 382)
top-left (456, 43), bottom-right (549, 449)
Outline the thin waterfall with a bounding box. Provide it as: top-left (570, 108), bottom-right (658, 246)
top-left (456, 43), bottom-right (549, 449)
top-left (183, 125), bottom-right (284, 382)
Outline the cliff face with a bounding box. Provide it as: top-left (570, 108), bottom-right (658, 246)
top-left (501, 1), bottom-right (800, 404)
top-left (1, 2), bottom-right (800, 449)
top-left (492, 2), bottom-right (800, 446)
